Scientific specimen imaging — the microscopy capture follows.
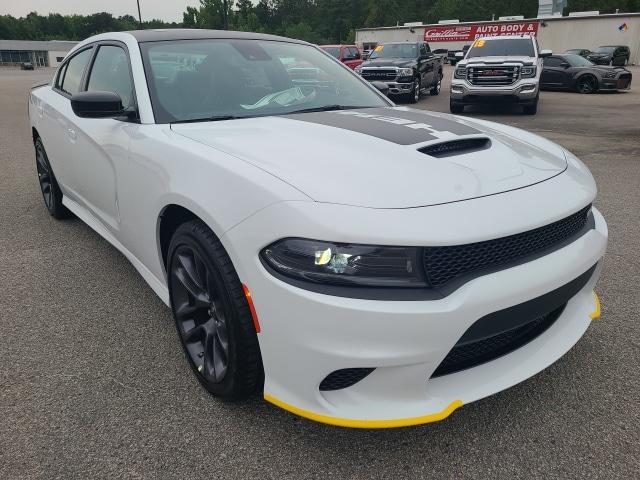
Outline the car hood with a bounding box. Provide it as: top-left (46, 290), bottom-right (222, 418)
top-left (171, 107), bottom-right (567, 209)
top-left (362, 58), bottom-right (417, 68)
top-left (458, 56), bottom-right (536, 66)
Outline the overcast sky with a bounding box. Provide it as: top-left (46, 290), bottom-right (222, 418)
top-left (2, 0), bottom-right (204, 23)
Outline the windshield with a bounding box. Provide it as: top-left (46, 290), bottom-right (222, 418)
top-left (565, 49), bottom-right (582, 54)
top-left (370, 43), bottom-right (417, 59)
top-left (466, 38), bottom-right (535, 58)
top-left (564, 54), bottom-right (594, 67)
top-left (140, 39), bottom-right (388, 123)
top-left (321, 46), bottom-right (340, 59)
top-left (596, 46), bottom-right (615, 53)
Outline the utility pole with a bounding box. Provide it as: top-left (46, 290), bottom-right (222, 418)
top-left (137, 0), bottom-right (142, 27)
top-left (223, 0), bottom-right (229, 30)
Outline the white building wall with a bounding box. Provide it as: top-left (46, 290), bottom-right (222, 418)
top-left (356, 14), bottom-right (640, 65)
top-left (48, 50), bottom-right (69, 68)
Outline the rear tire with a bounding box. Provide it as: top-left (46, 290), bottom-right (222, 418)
top-left (430, 73), bottom-right (442, 95)
top-left (449, 101), bottom-right (464, 114)
top-left (168, 220), bottom-right (263, 400)
top-left (34, 137), bottom-right (71, 219)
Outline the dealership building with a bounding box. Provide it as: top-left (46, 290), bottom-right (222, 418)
top-left (0, 40), bottom-right (78, 68)
top-left (355, 12), bottom-right (640, 65)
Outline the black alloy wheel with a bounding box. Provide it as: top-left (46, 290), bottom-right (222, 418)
top-left (168, 220), bottom-right (263, 399)
top-left (430, 74), bottom-right (442, 95)
top-left (35, 137), bottom-right (71, 219)
top-left (409, 78), bottom-right (421, 103)
top-left (577, 75), bottom-right (597, 94)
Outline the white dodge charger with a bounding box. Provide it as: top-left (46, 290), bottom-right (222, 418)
top-left (29, 29), bottom-right (607, 428)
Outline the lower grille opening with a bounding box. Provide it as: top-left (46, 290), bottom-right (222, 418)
top-left (431, 305), bottom-right (565, 378)
top-left (319, 368), bottom-right (375, 391)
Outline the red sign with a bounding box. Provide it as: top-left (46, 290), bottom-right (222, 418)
top-left (424, 22), bottom-right (539, 42)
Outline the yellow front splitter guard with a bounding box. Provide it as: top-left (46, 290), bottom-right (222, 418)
top-left (590, 291), bottom-right (601, 320)
top-left (264, 394), bottom-right (463, 429)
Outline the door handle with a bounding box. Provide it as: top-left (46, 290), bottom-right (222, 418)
top-left (67, 128), bottom-right (76, 140)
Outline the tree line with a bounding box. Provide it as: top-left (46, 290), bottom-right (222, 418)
top-left (2, 0), bottom-right (639, 43)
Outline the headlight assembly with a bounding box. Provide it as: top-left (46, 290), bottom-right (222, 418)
top-left (261, 238), bottom-right (427, 288)
top-left (454, 67), bottom-right (467, 79)
top-left (603, 71), bottom-right (617, 78)
top-left (398, 67), bottom-right (414, 77)
top-left (521, 66), bottom-right (536, 78)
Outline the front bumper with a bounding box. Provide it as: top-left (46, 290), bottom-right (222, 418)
top-left (451, 79), bottom-right (539, 103)
top-left (375, 80), bottom-right (413, 95)
top-left (599, 75), bottom-right (632, 91)
top-left (223, 174), bottom-right (606, 427)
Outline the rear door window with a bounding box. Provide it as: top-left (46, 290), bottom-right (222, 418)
top-left (60, 48), bottom-right (93, 95)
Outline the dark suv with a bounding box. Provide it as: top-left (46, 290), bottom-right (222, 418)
top-left (355, 41), bottom-right (444, 103)
top-left (587, 46), bottom-right (630, 66)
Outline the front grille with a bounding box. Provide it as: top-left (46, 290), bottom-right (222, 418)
top-left (319, 368), bottom-right (374, 391)
top-left (431, 305), bottom-right (565, 377)
top-left (423, 205), bottom-right (592, 289)
top-left (361, 68), bottom-right (398, 81)
top-left (468, 65), bottom-right (519, 86)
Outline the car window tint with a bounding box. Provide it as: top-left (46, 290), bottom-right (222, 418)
top-left (87, 45), bottom-right (134, 108)
top-left (60, 48), bottom-right (93, 95)
top-left (544, 57), bottom-right (564, 67)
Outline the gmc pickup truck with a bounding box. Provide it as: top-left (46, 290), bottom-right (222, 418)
top-left (355, 41), bottom-right (444, 103)
top-left (450, 35), bottom-right (551, 115)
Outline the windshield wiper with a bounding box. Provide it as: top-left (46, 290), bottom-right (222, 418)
top-left (284, 105), bottom-right (371, 115)
top-left (171, 115), bottom-right (240, 124)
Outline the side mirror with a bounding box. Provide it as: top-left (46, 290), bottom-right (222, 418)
top-left (455, 51), bottom-right (464, 58)
top-left (71, 91), bottom-right (124, 118)
top-left (370, 81), bottom-right (389, 97)
top-left (540, 49), bottom-right (552, 58)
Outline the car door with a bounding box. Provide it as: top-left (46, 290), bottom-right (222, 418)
top-left (41, 46), bottom-right (95, 200)
top-left (67, 42), bottom-right (138, 231)
top-left (418, 43), bottom-right (433, 86)
top-left (541, 56), bottom-right (569, 88)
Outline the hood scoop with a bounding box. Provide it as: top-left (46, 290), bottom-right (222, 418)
top-left (419, 138), bottom-right (491, 158)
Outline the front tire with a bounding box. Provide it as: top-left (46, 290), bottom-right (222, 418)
top-left (523, 95), bottom-right (539, 115)
top-left (168, 220), bottom-right (263, 400)
top-left (34, 137), bottom-right (71, 219)
top-left (577, 75), bottom-right (597, 94)
top-left (449, 100), bottom-right (464, 114)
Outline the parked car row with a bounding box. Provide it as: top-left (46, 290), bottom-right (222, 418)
top-left (342, 37), bottom-right (632, 115)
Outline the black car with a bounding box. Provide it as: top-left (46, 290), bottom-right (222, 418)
top-left (541, 54), bottom-right (632, 94)
top-left (355, 41), bottom-right (444, 103)
top-left (564, 49), bottom-right (592, 58)
top-left (21, 62), bottom-right (34, 70)
top-left (587, 45), bottom-right (630, 66)
top-left (448, 45), bottom-right (470, 66)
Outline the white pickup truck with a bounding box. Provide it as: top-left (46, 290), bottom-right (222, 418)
top-left (449, 35), bottom-right (551, 115)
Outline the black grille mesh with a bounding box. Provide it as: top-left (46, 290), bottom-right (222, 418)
top-left (423, 206), bottom-right (591, 288)
top-left (431, 305), bottom-right (565, 377)
top-left (319, 368), bottom-right (375, 391)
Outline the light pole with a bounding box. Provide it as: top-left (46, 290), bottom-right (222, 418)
top-left (136, 0), bottom-right (142, 27)
top-left (223, 0), bottom-right (229, 30)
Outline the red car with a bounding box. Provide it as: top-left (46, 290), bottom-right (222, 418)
top-left (320, 44), bottom-right (363, 70)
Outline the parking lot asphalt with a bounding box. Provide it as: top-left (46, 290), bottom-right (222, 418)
top-left (0, 65), bottom-right (638, 480)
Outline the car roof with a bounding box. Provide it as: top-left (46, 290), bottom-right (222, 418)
top-left (320, 44), bottom-right (355, 48)
top-left (126, 28), bottom-right (308, 45)
top-left (599, 45), bottom-right (625, 48)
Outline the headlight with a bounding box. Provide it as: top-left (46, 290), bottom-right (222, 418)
top-left (354, 66), bottom-right (362, 75)
top-left (521, 66), bottom-right (536, 78)
top-left (603, 71), bottom-right (616, 78)
top-left (454, 67), bottom-right (467, 79)
top-left (398, 67), bottom-right (413, 76)
top-left (261, 238), bottom-right (427, 288)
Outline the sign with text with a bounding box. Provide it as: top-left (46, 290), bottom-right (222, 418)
top-left (424, 22), bottom-right (539, 42)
